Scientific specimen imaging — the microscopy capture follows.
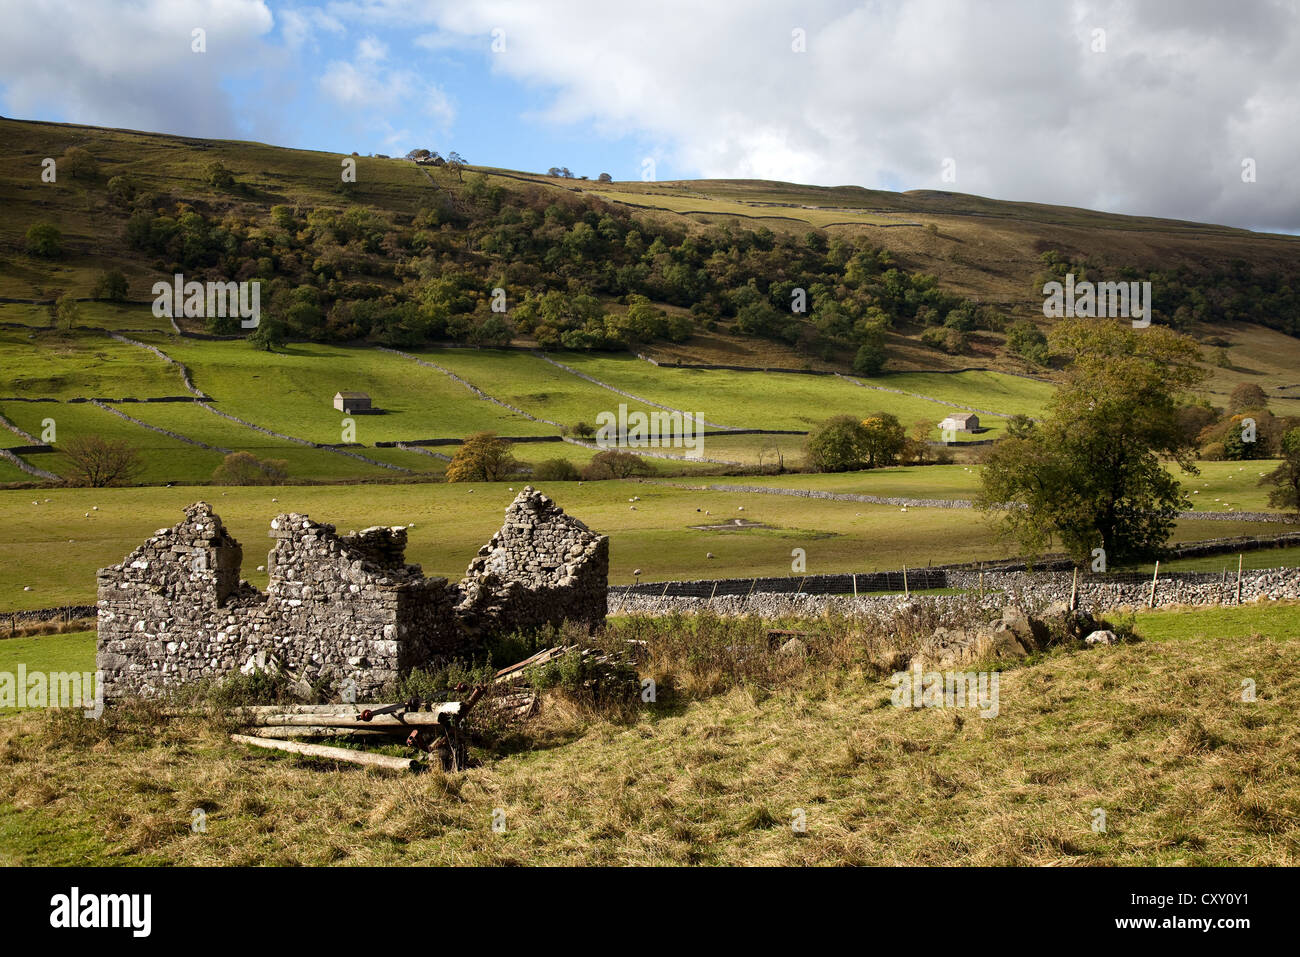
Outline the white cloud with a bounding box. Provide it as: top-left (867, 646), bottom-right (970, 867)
top-left (319, 38), bottom-right (454, 125)
top-left (2, 0), bottom-right (1296, 229)
top-left (0, 0), bottom-right (275, 137)
top-left (381, 0), bottom-right (1300, 230)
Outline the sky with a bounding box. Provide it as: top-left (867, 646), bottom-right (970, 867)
top-left (1, 0), bottom-right (1298, 232)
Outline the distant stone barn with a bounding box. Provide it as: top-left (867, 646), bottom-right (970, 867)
top-left (939, 412), bottom-right (980, 433)
top-left (334, 391), bottom-right (371, 414)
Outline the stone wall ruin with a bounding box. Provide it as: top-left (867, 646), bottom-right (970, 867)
top-left (96, 487), bottom-right (608, 700)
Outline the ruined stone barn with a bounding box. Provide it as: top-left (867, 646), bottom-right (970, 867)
top-left (457, 487), bottom-right (610, 638)
top-left (96, 488), bottom-right (608, 700)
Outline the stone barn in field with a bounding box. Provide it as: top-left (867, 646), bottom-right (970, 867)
top-left (333, 391), bottom-right (371, 414)
top-left (96, 488), bottom-right (608, 700)
top-left (939, 412), bottom-right (980, 433)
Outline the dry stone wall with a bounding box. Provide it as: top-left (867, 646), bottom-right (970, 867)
top-left (457, 488), bottom-right (609, 637)
top-left (97, 488), bottom-right (607, 700)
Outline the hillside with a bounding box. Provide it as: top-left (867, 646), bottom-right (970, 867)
top-left (1, 116), bottom-right (1298, 494)
top-left (3, 116), bottom-right (1299, 369)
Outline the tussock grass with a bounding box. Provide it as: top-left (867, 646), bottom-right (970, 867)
top-left (3, 602), bottom-right (1295, 865)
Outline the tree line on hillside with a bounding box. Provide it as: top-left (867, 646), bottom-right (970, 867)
top-left (23, 146), bottom-right (1001, 367)
top-left (1035, 250), bottom-right (1300, 339)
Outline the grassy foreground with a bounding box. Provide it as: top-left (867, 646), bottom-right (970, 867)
top-left (0, 602), bottom-right (1296, 865)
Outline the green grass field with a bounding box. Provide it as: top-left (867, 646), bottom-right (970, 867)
top-left (0, 327), bottom-right (187, 399)
top-left (135, 335), bottom-right (553, 444)
top-left (0, 631), bottom-right (95, 715)
top-left (0, 468), bottom-right (1289, 611)
top-left (537, 353), bottom-right (1041, 438)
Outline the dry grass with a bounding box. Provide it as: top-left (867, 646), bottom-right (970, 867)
top-left (1, 603), bottom-right (1297, 865)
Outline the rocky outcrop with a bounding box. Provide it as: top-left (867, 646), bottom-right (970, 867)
top-left (914, 603), bottom-right (1106, 669)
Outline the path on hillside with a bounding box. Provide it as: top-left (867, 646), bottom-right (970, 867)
top-left (107, 334), bottom-right (417, 474)
top-left (642, 479), bottom-right (1296, 523)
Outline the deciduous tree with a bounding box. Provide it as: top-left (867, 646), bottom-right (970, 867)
top-left (446, 432), bottom-right (519, 482)
top-left (62, 435), bottom-right (142, 487)
top-left (977, 320), bottom-right (1205, 566)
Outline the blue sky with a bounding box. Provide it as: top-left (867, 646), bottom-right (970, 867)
top-left (2, 0), bottom-right (1297, 231)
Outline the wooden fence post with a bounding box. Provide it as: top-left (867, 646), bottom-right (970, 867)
top-left (654, 581), bottom-right (670, 615)
top-left (903, 564), bottom-right (909, 597)
top-left (852, 573), bottom-right (858, 599)
top-left (1236, 554), bottom-right (1244, 605)
top-left (1070, 566), bottom-right (1078, 611)
top-left (1148, 561), bottom-right (1159, 609)
top-left (612, 582), bottom-right (635, 616)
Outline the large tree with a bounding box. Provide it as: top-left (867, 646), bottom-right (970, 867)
top-left (1260, 427), bottom-right (1300, 514)
top-left (976, 319), bottom-right (1205, 567)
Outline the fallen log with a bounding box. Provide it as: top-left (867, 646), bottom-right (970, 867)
top-left (230, 733), bottom-right (421, 772)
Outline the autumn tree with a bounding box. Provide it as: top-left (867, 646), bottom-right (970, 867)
top-left (445, 432), bottom-right (519, 482)
top-left (1229, 382), bottom-right (1268, 413)
top-left (859, 412), bottom-right (906, 469)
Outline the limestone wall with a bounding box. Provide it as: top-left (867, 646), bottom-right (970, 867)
top-left (456, 487), bottom-right (609, 637)
top-left (96, 488), bottom-right (608, 700)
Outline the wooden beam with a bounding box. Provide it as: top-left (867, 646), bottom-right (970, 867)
top-left (230, 733), bottom-right (421, 772)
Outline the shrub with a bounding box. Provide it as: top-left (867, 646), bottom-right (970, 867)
top-left (25, 222), bottom-right (62, 257)
top-left (205, 160), bottom-right (236, 190)
top-left (1006, 319), bottom-right (1049, 364)
top-left (532, 458), bottom-right (581, 481)
top-left (581, 450), bottom-right (653, 480)
top-left (804, 415), bottom-right (869, 472)
top-left (91, 269), bottom-right (129, 301)
top-left (62, 146), bottom-right (99, 180)
top-left (211, 451), bottom-right (289, 485)
top-left (853, 339), bottom-right (887, 375)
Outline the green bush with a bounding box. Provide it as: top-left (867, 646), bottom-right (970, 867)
top-left (25, 222), bottom-right (62, 257)
top-left (532, 458), bottom-right (581, 481)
